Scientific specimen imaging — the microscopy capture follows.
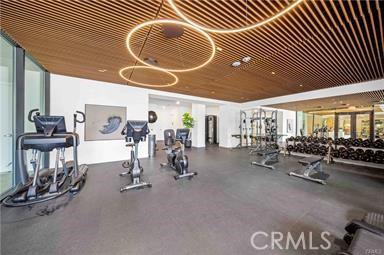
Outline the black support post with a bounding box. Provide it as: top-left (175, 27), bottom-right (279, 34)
top-left (14, 46), bottom-right (25, 185)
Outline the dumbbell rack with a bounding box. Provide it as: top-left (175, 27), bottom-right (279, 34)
top-left (286, 136), bottom-right (384, 169)
top-left (329, 143), bottom-right (384, 169)
top-left (285, 138), bottom-right (332, 164)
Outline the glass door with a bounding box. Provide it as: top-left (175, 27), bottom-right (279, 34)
top-left (356, 113), bottom-right (370, 139)
top-left (0, 35), bottom-right (15, 193)
top-left (338, 114), bottom-right (351, 138)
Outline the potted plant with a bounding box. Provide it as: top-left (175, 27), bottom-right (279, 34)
top-left (182, 112), bottom-right (194, 148)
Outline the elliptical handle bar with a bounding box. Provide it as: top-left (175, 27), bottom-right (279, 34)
top-left (74, 111), bottom-right (85, 123)
top-left (28, 109), bottom-right (40, 123)
top-left (121, 125), bottom-right (127, 136)
top-left (73, 111), bottom-right (85, 131)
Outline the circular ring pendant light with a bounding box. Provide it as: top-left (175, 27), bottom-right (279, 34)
top-left (126, 19), bottom-right (216, 72)
top-left (119, 66), bottom-right (178, 87)
top-left (167, 0), bottom-right (305, 34)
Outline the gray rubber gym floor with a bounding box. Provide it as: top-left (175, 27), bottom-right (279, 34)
top-left (1, 146), bottom-right (384, 255)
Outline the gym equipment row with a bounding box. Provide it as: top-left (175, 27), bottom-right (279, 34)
top-left (119, 124), bottom-right (197, 192)
top-left (287, 136), bottom-right (384, 149)
top-left (286, 136), bottom-right (384, 166)
top-left (2, 109), bottom-right (88, 207)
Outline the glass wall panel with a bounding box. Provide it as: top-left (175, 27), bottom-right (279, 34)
top-left (25, 56), bottom-right (45, 132)
top-left (24, 56), bottom-right (45, 172)
top-left (356, 113), bottom-right (370, 139)
top-left (338, 114), bottom-right (351, 138)
top-left (0, 35), bottom-right (15, 193)
top-left (374, 105), bottom-right (384, 139)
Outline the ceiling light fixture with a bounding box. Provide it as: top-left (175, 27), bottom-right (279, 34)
top-left (98, 69), bottom-right (107, 72)
top-left (299, 84), bottom-right (303, 87)
top-left (126, 19), bottom-right (216, 72)
top-left (216, 47), bottom-right (223, 51)
top-left (271, 71), bottom-right (276, 75)
top-left (167, 0), bottom-right (304, 34)
top-left (119, 66), bottom-right (178, 87)
top-left (176, 101), bottom-right (180, 105)
top-left (242, 56), bottom-right (252, 63)
top-left (231, 61), bottom-right (241, 67)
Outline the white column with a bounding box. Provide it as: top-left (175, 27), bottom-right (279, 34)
top-left (191, 103), bottom-right (206, 148)
top-left (218, 105), bottom-right (241, 148)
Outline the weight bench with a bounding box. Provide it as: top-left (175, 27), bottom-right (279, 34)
top-left (338, 213), bottom-right (384, 255)
top-left (289, 156), bottom-right (329, 185)
top-left (251, 149), bottom-right (280, 170)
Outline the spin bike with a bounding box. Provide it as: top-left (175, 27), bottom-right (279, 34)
top-left (119, 120), bottom-right (152, 191)
top-left (160, 129), bottom-right (197, 180)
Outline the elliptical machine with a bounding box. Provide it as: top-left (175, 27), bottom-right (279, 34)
top-left (160, 128), bottom-right (197, 180)
top-left (2, 109), bottom-right (88, 207)
top-left (119, 120), bottom-right (152, 192)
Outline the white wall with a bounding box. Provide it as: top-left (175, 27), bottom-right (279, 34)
top-left (50, 74), bottom-right (149, 165)
top-left (148, 103), bottom-right (191, 139)
top-left (219, 105), bottom-right (241, 148)
top-left (191, 103), bottom-right (206, 147)
top-left (206, 106), bottom-right (220, 116)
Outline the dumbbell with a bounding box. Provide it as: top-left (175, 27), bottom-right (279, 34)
top-left (355, 149), bottom-right (364, 160)
top-left (361, 149), bottom-right (374, 162)
top-left (374, 139), bottom-right (384, 149)
top-left (362, 139), bottom-right (372, 148)
top-left (311, 145), bottom-right (320, 155)
top-left (339, 147), bottom-right (349, 159)
top-left (343, 138), bottom-right (353, 147)
top-left (373, 150), bottom-right (384, 164)
top-left (319, 145), bottom-right (327, 156)
top-left (331, 148), bottom-right (340, 158)
top-left (348, 148), bottom-right (359, 160)
top-left (287, 145), bottom-right (294, 152)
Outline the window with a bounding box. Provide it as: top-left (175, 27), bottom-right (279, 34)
top-left (374, 105), bottom-right (384, 139)
top-left (25, 55), bottom-right (45, 132)
top-left (0, 35), bottom-right (15, 193)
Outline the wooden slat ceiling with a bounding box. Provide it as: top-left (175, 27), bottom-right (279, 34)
top-left (1, 0), bottom-right (383, 102)
top-left (268, 89), bottom-right (384, 112)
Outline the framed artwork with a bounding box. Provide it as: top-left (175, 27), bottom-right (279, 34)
top-left (85, 104), bottom-right (126, 141)
top-left (287, 119), bottom-right (293, 133)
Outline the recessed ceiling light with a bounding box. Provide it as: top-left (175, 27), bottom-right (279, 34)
top-left (211, 91), bottom-right (215, 94)
top-left (216, 47), bottom-right (223, 51)
top-left (299, 84), bottom-right (303, 87)
top-left (271, 71), bottom-right (276, 75)
top-left (98, 69), bottom-right (107, 72)
top-left (241, 96), bottom-right (245, 99)
top-left (176, 101), bottom-right (180, 105)
top-left (242, 56), bottom-right (251, 63)
top-left (231, 61), bottom-right (241, 67)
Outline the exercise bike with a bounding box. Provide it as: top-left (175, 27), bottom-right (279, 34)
top-left (119, 120), bottom-right (152, 192)
top-left (2, 109), bottom-right (88, 207)
top-left (160, 129), bottom-right (197, 180)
